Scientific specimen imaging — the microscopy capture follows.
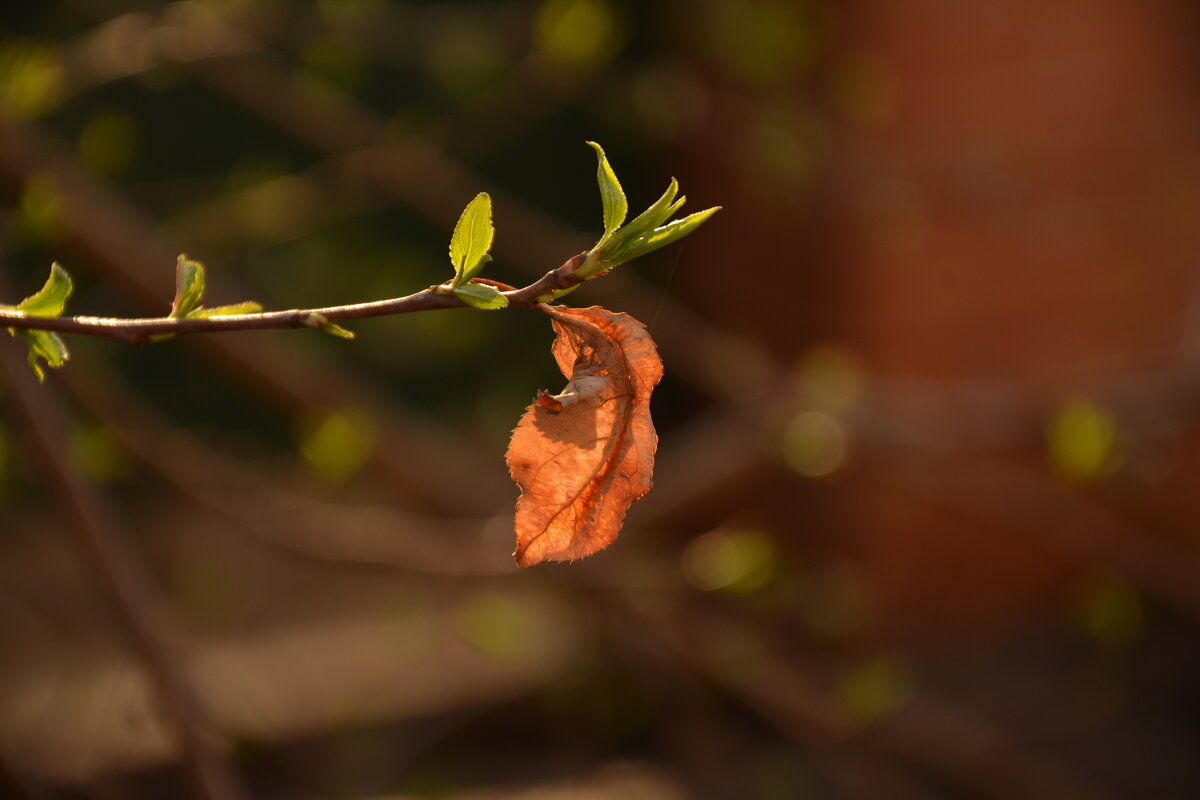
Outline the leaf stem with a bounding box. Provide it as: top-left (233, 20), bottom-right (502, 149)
top-left (0, 254), bottom-right (588, 347)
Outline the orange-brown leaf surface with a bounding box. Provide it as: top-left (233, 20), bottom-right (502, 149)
top-left (506, 305), bottom-right (663, 567)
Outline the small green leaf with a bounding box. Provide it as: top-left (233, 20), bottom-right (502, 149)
top-left (574, 179), bottom-right (687, 278)
top-left (587, 141), bottom-right (627, 241)
top-left (449, 192), bottom-right (494, 286)
top-left (3, 263), bottom-right (73, 380)
top-left (17, 329), bottom-right (68, 382)
top-left (302, 312), bottom-right (356, 338)
top-left (836, 657), bottom-right (910, 727)
top-left (14, 262), bottom-right (72, 316)
top-left (322, 321), bottom-right (355, 339)
top-left (452, 282), bottom-right (509, 309)
top-left (170, 256), bottom-right (206, 318)
top-left (664, 195), bottom-right (687, 219)
top-left (186, 301), bottom-right (264, 319)
top-left (313, 318), bottom-right (354, 339)
top-left (623, 206), bottom-right (721, 256)
top-left (166, 256), bottom-right (263, 323)
top-left (620, 178), bottom-right (679, 240)
top-left (580, 202), bottom-right (720, 277)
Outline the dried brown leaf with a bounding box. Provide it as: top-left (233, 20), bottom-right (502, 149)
top-left (506, 305), bottom-right (663, 567)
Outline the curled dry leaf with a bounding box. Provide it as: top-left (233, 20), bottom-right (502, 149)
top-left (506, 305), bottom-right (663, 566)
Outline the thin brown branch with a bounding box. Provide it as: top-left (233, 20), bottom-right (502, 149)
top-left (0, 331), bottom-right (248, 800)
top-left (58, 2), bottom-right (778, 417)
top-left (0, 115), bottom-right (505, 515)
top-left (0, 256), bottom-right (585, 346)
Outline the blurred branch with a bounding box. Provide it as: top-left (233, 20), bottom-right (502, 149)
top-left (0, 258), bottom-right (586, 345)
top-left (0, 317), bottom-right (247, 800)
top-left (612, 597), bottom-right (1115, 800)
top-left (61, 363), bottom-right (514, 577)
top-left (58, 2), bottom-right (534, 96)
top-left (866, 452), bottom-right (1200, 620)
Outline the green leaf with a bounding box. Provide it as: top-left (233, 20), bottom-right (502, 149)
top-left (321, 321), bottom-right (355, 339)
top-left (302, 312), bottom-right (356, 339)
top-left (620, 178), bottom-right (679, 240)
top-left (575, 179), bottom-right (682, 278)
top-left (17, 329), bottom-right (68, 382)
top-left (664, 195), bottom-right (687, 219)
top-left (579, 200), bottom-right (719, 278)
top-left (2, 263), bottom-right (73, 380)
top-left (166, 256), bottom-right (263, 323)
top-left (587, 141), bottom-right (627, 240)
top-left (452, 282), bottom-right (509, 309)
top-left (14, 262), bottom-right (73, 316)
top-left (623, 206), bottom-right (721, 256)
top-left (449, 192), bottom-right (494, 286)
top-left (170, 256), bottom-right (206, 318)
top-left (186, 301), bottom-right (264, 319)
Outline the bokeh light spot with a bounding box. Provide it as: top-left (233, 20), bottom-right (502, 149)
top-left (296, 36), bottom-right (366, 95)
top-left (682, 527), bottom-right (778, 593)
top-left (534, 0), bottom-right (623, 72)
top-left (428, 24), bottom-right (509, 102)
top-left (794, 344), bottom-right (864, 411)
top-left (1047, 397), bottom-right (1121, 483)
top-left (0, 41), bottom-right (63, 118)
top-left (17, 172), bottom-right (66, 243)
top-left (1076, 575), bottom-right (1143, 649)
top-left (629, 61), bottom-right (708, 140)
top-left (69, 425), bottom-right (133, 483)
top-left (455, 591), bottom-right (532, 663)
top-left (836, 657), bottom-right (909, 726)
top-left (781, 411), bottom-right (846, 478)
top-left (237, 175), bottom-right (322, 242)
top-left (79, 111), bottom-right (138, 176)
top-left (698, 0), bottom-right (816, 89)
top-left (298, 407), bottom-right (377, 484)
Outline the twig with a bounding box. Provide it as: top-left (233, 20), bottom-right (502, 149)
top-left (0, 115), bottom-right (505, 514)
top-left (0, 335), bottom-right (248, 800)
top-left (0, 256), bottom-right (585, 346)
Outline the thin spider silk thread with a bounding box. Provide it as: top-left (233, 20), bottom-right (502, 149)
top-left (649, 245), bottom-right (683, 331)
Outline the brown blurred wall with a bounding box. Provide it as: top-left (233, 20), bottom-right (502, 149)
top-left (681, 0), bottom-right (1200, 643)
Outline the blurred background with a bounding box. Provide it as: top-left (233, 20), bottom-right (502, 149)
top-left (2, 1), bottom-right (1200, 798)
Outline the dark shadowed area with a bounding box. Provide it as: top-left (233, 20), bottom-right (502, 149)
top-left (2, 1), bottom-right (1200, 798)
